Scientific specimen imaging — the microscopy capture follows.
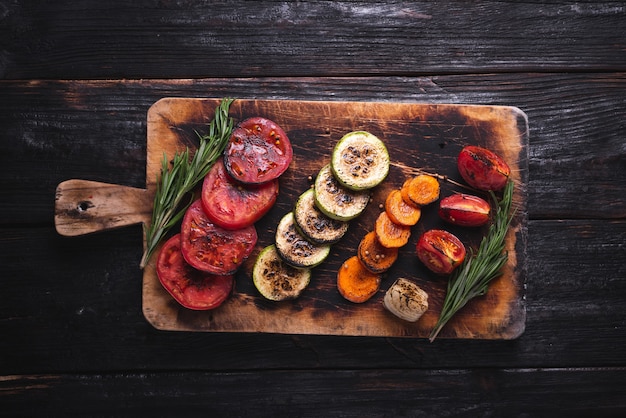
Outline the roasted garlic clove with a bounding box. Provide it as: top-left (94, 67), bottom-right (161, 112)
top-left (383, 278), bottom-right (429, 322)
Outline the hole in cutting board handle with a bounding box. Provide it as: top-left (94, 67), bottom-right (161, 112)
top-left (55, 179), bottom-right (152, 236)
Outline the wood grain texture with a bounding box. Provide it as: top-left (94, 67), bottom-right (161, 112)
top-left (53, 98), bottom-right (529, 339)
top-left (1, 1), bottom-right (625, 79)
top-left (1, 0), bottom-right (625, 412)
top-left (2, 368), bottom-right (626, 417)
top-left (2, 74), bottom-right (624, 226)
top-left (54, 180), bottom-right (151, 236)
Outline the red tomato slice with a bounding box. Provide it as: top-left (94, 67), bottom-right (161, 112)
top-left (223, 116), bottom-right (293, 184)
top-left (201, 158), bottom-right (279, 230)
top-left (156, 234), bottom-right (234, 310)
top-left (181, 200), bottom-right (257, 275)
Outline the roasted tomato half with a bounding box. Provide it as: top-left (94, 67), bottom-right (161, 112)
top-left (416, 229), bottom-right (466, 275)
top-left (223, 116), bottom-right (293, 184)
top-left (202, 158), bottom-right (279, 230)
top-left (457, 145), bottom-right (510, 191)
top-left (156, 234), bottom-right (234, 310)
top-left (439, 193), bottom-right (491, 227)
top-left (181, 199), bottom-right (257, 275)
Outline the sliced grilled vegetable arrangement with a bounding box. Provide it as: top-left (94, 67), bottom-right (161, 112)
top-left (337, 172), bottom-right (438, 305)
top-left (314, 164), bottom-right (371, 221)
top-left (141, 99), bottom-right (235, 268)
top-left (154, 102), bottom-right (293, 310)
top-left (334, 142), bottom-right (515, 337)
top-left (275, 212), bottom-right (331, 269)
top-left (294, 188), bottom-right (349, 245)
top-left (148, 103), bottom-right (516, 340)
top-left (254, 131), bottom-right (388, 301)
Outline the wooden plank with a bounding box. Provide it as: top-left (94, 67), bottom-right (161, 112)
top-left (2, 368), bottom-right (626, 417)
top-left (54, 98), bottom-right (528, 339)
top-left (2, 1), bottom-right (625, 79)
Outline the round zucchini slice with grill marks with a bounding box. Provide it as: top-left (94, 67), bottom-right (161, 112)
top-left (314, 164), bottom-right (370, 221)
top-left (294, 188), bottom-right (349, 245)
top-left (275, 212), bottom-right (331, 268)
top-left (253, 245), bottom-right (311, 301)
top-left (331, 131), bottom-right (390, 191)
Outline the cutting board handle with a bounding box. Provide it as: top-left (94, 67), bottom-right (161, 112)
top-left (55, 179), bottom-right (152, 236)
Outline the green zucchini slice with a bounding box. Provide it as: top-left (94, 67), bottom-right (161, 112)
top-left (314, 164), bottom-right (370, 221)
top-left (253, 245), bottom-right (312, 301)
top-left (275, 212), bottom-right (331, 268)
top-left (294, 188), bottom-right (349, 244)
top-left (330, 131), bottom-right (390, 191)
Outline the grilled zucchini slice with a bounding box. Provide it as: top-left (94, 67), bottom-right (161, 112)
top-left (253, 245), bottom-right (311, 301)
top-left (314, 164), bottom-right (370, 221)
top-left (331, 131), bottom-right (390, 191)
top-left (275, 212), bottom-right (331, 268)
top-left (294, 188), bottom-right (349, 244)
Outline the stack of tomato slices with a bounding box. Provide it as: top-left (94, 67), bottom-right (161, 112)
top-left (156, 116), bottom-right (293, 310)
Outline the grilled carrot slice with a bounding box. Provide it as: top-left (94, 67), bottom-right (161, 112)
top-left (358, 231), bottom-right (399, 274)
top-left (375, 211), bottom-right (411, 248)
top-left (384, 189), bottom-right (421, 226)
top-left (400, 174), bottom-right (440, 207)
top-left (337, 255), bottom-right (382, 303)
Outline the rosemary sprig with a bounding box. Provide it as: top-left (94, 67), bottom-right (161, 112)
top-left (429, 179), bottom-right (515, 342)
top-left (139, 98), bottom-right (235, 268)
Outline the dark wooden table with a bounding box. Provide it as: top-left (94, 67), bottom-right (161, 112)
top-left (2, 1), bottom-right (625, 416)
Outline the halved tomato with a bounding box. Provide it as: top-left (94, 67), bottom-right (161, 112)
top-left (416, 229), bottom-right (466, 275)
top-left (439, 193), bottom-right (491, 227)
top-left (156, 234), bottom-right (234, 310)
top-left (181, 199), bottom-right (257, 275)
top-left (457, 145), bottom-right (510, 191)
top-left (223, 116), bottom-right (293, 184)
top-left (201, 158), bottom-right (279, 230)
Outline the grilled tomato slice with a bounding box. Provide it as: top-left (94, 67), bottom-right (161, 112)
top-left (416, 229), bottom-right (466, 275)
top-left (181, 199), bottom-right (257, 275)
top-left (223, 116), bottom-right (293, 184)
top-left (156, 234), bottom-right (234, 310)
top-left (201, 158), bottom-right (278, 230)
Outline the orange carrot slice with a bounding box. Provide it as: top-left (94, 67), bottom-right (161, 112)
top-left (374, 211), bottom-right (411, 248)
top-left (400, 174), bottom-right (440, 207)
top-left (384, 189), bottom-right (421, 226)
top-left (358, 231), bottom-right (399, 273)
top-left (337, 256), bottom-right (382, 303)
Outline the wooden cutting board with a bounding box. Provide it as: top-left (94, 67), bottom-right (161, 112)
top-left (55, 98), bottom-right (528, 339)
